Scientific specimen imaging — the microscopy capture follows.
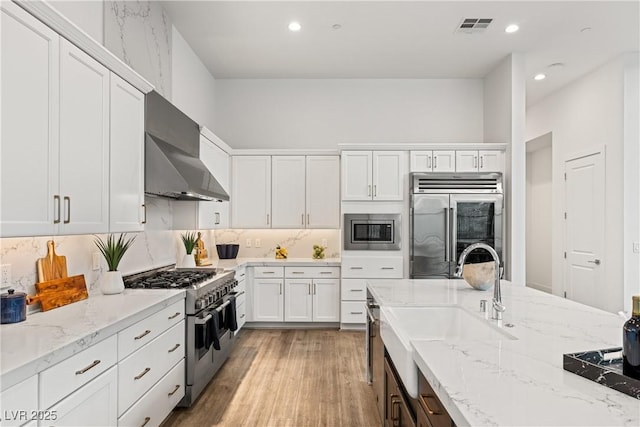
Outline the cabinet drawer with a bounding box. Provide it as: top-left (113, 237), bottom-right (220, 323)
top-left (118, 359), bottom-right (185, 427)
top-left (40, 334), bottom-right (117, 410)
top-left (341, 256), bottom-right (402, 278)
top-left (118, 299), bottom-right (184, 360)
top-left (253, 266), bottom-right (284, 278)
top-left (237, 298), bottom-right (247, 331)
top-left (118, 320), bottom-right (185, 415)
top-left (0, 375), bottom-right (37, 427)
top-left (341, 301), bottom-right (367, 323)
top-left (341, 279), bottom-right (367, 301)
top-left (284, 266), bottom-right (340, 278)
top-left (418, 371), bottom-right (453, 427)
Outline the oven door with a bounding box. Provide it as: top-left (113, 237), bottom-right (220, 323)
top-left (450, 193), bottom-right (503, 272)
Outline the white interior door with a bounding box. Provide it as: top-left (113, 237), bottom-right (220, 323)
top-left (564, 150), bottom-right (605, 309)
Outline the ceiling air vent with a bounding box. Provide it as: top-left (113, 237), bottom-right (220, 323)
top-left (456, 18), bottom-right (493, 34)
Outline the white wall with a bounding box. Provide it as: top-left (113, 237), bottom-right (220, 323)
top-left (483, 54), bottom-right (527, 285)
top-left (526, 54), bottom-right (633, 313)
top-left (213, 79), bottom-right (484, 149)
top-left (526, 135), bottom-right (552, 293)
top-left (49, 0), bottom-right (104, 44)
top-left (171, 26), bottom-right (217, 131)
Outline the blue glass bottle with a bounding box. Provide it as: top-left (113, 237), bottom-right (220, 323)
top-left (623, 295), bottom-right (640, 379)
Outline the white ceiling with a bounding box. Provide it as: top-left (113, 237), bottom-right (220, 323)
top-left (164, 1), bottom-right (639, 106)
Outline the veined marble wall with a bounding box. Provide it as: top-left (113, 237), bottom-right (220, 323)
top-left (104, 0), bottom-right (172, 98)
top-left (214, 229), bottom-right (341, 259)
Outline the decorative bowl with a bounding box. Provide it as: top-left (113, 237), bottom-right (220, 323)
top-left (462, 261), bottom-right (495, 291)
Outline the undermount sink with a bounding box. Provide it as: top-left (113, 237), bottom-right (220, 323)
top-left (380, 305), bottom-right (517, 398)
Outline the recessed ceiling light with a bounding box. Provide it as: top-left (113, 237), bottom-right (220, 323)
top-left (534, 73), bottom-right (547, 81)
top-left (332, 24), bottom-right (342, 30)
top-left (288, 21), bottom-right (301, 32)
top-left (505, 24), bottom-right (519, 33)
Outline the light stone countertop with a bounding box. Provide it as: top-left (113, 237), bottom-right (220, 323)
top-left (367, 279), bottom-right (639, 426)
top-left (200, 257), bottom-right (341, 271)
top-left (0, 289), bottom-right (185, 391)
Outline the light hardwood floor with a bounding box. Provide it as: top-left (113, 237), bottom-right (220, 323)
top-left (162, 329), bottom-right (381, 427)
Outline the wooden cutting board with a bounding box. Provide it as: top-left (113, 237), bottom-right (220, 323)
top-left (28, 274), bottom-right (88, 312)
top-left (37, 240), bottom-right (68, 283)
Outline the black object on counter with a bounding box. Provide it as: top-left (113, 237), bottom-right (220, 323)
top-left (563, 347), bottom-right (640, 399)
top-left (1, 289), bottom-right (27, 324)
top-left (623, 295), bottom-right (640, 379)
top-left (216, 244), bottom-right (239, 259)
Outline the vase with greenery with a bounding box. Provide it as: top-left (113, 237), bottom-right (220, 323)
top-left (94, 233), bottom-right (136, 295)
top-left (181, 231), bottom-right (198, 268)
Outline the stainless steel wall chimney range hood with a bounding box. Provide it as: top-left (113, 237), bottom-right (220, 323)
top-left (145, 91), bottom-right (229, 201)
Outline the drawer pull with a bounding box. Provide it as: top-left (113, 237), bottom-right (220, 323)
top-left (350, 311), bottom-right (363, 315)
top-left (381, 267), bottom-right (394, 270)
top-left (141, 417), bottom-right (151, 427)
top-left (134, 367), bottom-right (151, 380)
top-left (350, 267), bottom-right (363, 270)
top-left (75, 359), bottom-right (100, 375)
top-left (168, 312), bottom-right (181, 320)
top-left (263, 271), bottom-right (275, 274)
top-left (168, 384), bottom-right (181, 397)
top-left (320, 271), bottom-right (333, 274)
top-left (134, 330), bottom-right (151, 340)
top-left (291, 271), bottom-right (304, 274)
top-left (350, 289), bottom-right (363, 292)
top-left (419, 394), bottom-right (442, 415)
top-left (168, 343), bottom-right (181, 353)
top-left (240, 314), bottom-right (245, 318)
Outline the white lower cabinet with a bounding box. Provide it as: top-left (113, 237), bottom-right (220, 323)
top-left (118, 359), bottom-right (185, 427)
top-left (253, 278), bottom-right (284, 321)
top-left (283, 267), bottom-right (340, 322)
top-left (0, 375), bottom-right (38, 427)
top-left (312, 279), bottom-right (340, 322)
top-left (284, 279), bottom-right (314, 322)
top-left (46, 366), bottom-right (117, 427)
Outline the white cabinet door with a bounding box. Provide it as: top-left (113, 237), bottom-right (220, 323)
top-left (232, 156), bottom-right (271, 228)
top-left (312, 279), bottom-right (340, 322)
top-left (200, 135), bottom-right (230, 229)
top-left (432, 150), bottom-right (456, 172)
top-left (272, 156), bottom-right (306, 228)
top-left (306, 156), bottom-right (340, 228)
top-left (284, 279), bottom-right (313, 322)
top-left (109, 73), bottom-right (144, 232)
top-left (0, 375), bottom-right (37, 427)
top-left (372, 151), bottom-right (405, 200)
top-left (455, 150), bottom-right (479, 172)
top-left (59, 39), bottom-right (110, 234)
top-left (341, 151), bottom-right (372, 200)
top-left (253, 279), bottom-right (283, 321)
top-left (478, 150), bottom-right (504, 174)
top-left (1, 3), bottom-right (59, 237)
top-left (410, 151), bottom-right (433, 172)
top-left (47, 366), bottom-right (117, 427)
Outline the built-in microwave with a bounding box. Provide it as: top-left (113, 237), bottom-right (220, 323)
top-left (344, 213), bottom-right (401, 250)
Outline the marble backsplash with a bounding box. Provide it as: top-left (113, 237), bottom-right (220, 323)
top-left (104, 0), bottom-right (172, 98)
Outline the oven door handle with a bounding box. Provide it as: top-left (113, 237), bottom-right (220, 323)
top-left (195, 314), bottom-right (212, 325)
top-left (234, 291), bottom-right (245, 297)
top-left (215, 300), bottom-right (232, 313)
top-left (365, 304), bottom-right (378, 324)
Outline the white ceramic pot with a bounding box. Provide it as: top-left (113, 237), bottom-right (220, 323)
top-left (101, 270), bottom-right (125, 295)
top-left (182, 254), bottom-right (196, 268)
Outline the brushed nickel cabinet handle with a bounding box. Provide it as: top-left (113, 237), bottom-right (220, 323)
top-left (75, 359), bottom-right (100, 375)
top-left (291, 271), bottom-right (304, 274)
top-left (240, 314), bottom-right (245, 318)
top-left (134, 329), bottom-right (151, 340)
top-left (307, 213), bottom-right (310, 225)
top-left (480, 156), bottom-right (484, 169)
top-left (350, 289), bottom-right (363, 292)
top-left (320, 271), bottom-right (332, 274)
top-left (168, 384), bottom-right (180, 397)
top-left (279, 283), bottom-right (282, 295)
top-left (427, 155), bottom-right (432, 169)
top-left (302, 213), bottom-right (304, 225)
top-left (381, 267), bottom-right (394, 270)
top-left (587, 259), bottom-right (601, 265)
top-left (313, 283), bottom-right (316, 294)
top-left (168, 312), bottom-right (181, 320)
top-left (373, 185), bottom-right (377, 197)
top-left (434, 156), bottom-right (438, 169)
top-left (141, 204), bottom-right (147, 224)
top-left (266, 214), bottom-right (270, 225)
top-left (474, 156), bottom-right (478, 169)
top-left (308, 283), bottom-right (311, 295)
top-left (134, 367), bottom-right (151, 380)
top-left (168, 343), bottom-right (181, 353)
top-left (215, 212), bottom-right (220, 225)
top-left (141, 417), bottom-right (151, 427)
top-left (63, 196), bottom-right (71, 224)
top-left (350, 311), bottom-right (363, 315)
top-left (350, 266), bottom-right (363, 270)
top-left (54, 195), bottom-right (61, 224)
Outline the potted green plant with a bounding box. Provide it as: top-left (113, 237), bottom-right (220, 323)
top-left (180, 231), bottom-right (198, 268)
top-left (94, 233), bottom-right (136, 295)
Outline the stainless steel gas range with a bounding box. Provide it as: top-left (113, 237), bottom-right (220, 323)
top-left (124, 266), bottom-right (239, 407)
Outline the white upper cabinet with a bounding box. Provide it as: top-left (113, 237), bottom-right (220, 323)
top-left (1, 2), bottom-right (60, 237)
top-left (306, 156), bottom-right (340, 228)
top-left (174, 135), bottom-right (231, 230)
top-left (109, 74), bottom-right (145, 233)
top-left (456, 150), bottom-right (504, 173)
top-left (232, 156), bottom-right (272, 228)
top-left (59, 39), bottom-right (110, 234)
top-left (410, 150), bottom-right (456, 172)
top-left (271, 156), bottom-right (306, 228)
top-left (342, 151), bottom-right (405, 201)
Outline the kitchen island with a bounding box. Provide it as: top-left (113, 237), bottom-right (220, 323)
top-left (368, 279), bottom-right (639, 426)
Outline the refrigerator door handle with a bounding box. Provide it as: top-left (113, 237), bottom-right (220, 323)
top-left (450, 207), bottom-right (457, 263)
top-left (444, 207), bottom-right (450, 262)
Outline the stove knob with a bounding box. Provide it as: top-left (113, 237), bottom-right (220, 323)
top-left (195, 299), bottom-right (203, 310)
top-left (207, 293), bottom-right (213, 304)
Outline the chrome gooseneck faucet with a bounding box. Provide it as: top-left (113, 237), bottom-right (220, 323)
top-left (454, 242), bottom-right (506, 320)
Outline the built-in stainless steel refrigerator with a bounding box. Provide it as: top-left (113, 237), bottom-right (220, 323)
top-left (410, 172), bottom-right (504, 279)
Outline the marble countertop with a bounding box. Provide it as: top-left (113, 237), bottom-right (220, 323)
top-left (201, 257), bottom-right (341, 270)
top-left (0, 289), bottom-right (185, 391)
top-left (367, 279), bottom-right (639, 426)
